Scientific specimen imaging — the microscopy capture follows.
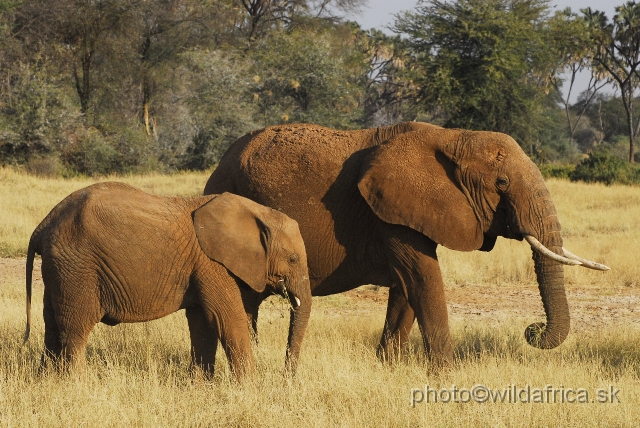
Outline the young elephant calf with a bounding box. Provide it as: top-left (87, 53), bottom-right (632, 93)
top-left (25, 182), bottom-right (311, 379)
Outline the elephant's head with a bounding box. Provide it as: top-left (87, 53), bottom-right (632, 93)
top-left (358, 127), bottom-right (608, 350)
top-left (193, 192), bottom-right (311, 371)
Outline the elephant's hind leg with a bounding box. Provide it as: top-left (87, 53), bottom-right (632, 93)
top-left (50, 281), bottom-right (102, 372)
top-left (377, 285), bottom-right (415, 362)
top-left (57, 308), bottom-right (100, 372)
top-left (41, 288), bottom-right (63, 372)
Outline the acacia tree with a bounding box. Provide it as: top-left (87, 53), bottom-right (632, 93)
top-left (236, 0), bottom-right (364, 39)
top-left (548, 8), bottom-right (607, 142)
top-left (584, 3), bottom-right (640, 162)
top-left (354, 27), bottom-right (420, 126)
top-left (393, 0), bottom-right (559, 147)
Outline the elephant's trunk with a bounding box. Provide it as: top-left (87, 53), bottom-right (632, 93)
top-left (525, 248), bottom-right (570, 349)
top-left (522, 203), bottom-right (570, 349)
top-left (284, 277), bottom-right (312, 375)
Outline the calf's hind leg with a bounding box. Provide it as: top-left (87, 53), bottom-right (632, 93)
top-left (41, 288), bottom-right (62, 371)
top-left (44, 272), bottom-right (102, 372)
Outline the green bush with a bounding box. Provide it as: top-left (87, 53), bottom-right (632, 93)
top-left (569, 151), bottom-right (640, 185)
top-left (537, 163), bottom-right (575, 180)
top-left (25, 155), bottom-right (65, 177)
top-left (58, 126), bottom-right (161, 177)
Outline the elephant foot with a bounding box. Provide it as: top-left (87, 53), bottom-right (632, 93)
top-left (376, 339), bottom-right (405, 363)
top-left (189, 363), bottom-right (215, 382)
top-left (38, 352), bottom-right (60, 375)
top-left (426, 352), bottom-right (453, 375)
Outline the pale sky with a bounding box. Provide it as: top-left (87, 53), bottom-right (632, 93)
top-left (344, 1), bottom-right (618, 103)
top-left (349, 1), bottom-right (616, 32)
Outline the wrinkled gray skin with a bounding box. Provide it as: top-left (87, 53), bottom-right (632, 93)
top-left (203, 122), bottom-right (581, 369)
top-left (25, 182), bottom-right (311, 379)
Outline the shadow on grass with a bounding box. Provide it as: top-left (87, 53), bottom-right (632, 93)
top-left (360, 322), bottom-right (640, 378)
top-left (453, 325), bottom-right (640, 378)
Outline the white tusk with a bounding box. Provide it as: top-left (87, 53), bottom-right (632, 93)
top-left (563, 248), bottom-right (611, 271)
top-left (295, 297), bottom-right (301, 308)
top-left (524, 235), bottom-right (582, 266)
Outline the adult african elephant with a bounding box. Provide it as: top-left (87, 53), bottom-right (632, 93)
top-left (203, 122), bottom-right (608, 368)
top-left (25, 182), bottom-right (311, 379)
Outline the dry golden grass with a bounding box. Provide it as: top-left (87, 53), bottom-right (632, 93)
top-left (0, 167), bottom-right (212, 257)
top-left (0, 168), bottom-right (639, 426)
top-left (1, 283), bottom-right (638, 427)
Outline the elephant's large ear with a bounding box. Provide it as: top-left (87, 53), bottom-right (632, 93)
top-left (357, 129), bottom-right (483, 251)
top-left (193, 193), bottom-right (268, 292)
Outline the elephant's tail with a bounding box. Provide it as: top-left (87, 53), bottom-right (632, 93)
top-left (24, 237), bottom-right (37, 343)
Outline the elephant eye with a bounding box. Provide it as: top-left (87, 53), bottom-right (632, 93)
top-left (288, 254), bottom-right (299, 264)
top-left (496, 176), bottom-right (509, 191)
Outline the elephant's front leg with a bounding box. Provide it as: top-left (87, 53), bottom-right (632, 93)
top-left (194, 266), bottom-right (256, 381)
top-left (240, 287), bottom-right (265, 345)
top-left (382, 225), bottom-right (453, 369)
top-left (186, 306), bottom-right (218, 377)
top-left (216, 311), bottom-right (256, 381)
top-left (377, 285), bottom-right (415, 362)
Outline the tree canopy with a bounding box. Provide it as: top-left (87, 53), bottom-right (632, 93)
top-left (1, 0), bottom-right (639, 176)
top-left (583, 2), bottom-right (640, 162)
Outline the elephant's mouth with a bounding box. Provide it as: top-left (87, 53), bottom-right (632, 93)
top-left (276, 279), bottom-right (301, 310)
top-left (288, 293), bottom-right (301, 310)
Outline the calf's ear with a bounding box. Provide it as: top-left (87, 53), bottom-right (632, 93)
top-left (193, 193), bottom-right (268, 292)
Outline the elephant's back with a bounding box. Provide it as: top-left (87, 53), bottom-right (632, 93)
top-left (234, 125), bottom-right (374, 210)
top-left (38, 183), bottom-right (192, 255)
top-left (205, 124), bottom-right (374, 196)
top-left (204, 122), bottom-right (440, 198)
top-left (33, 183), bottom-right (141, 248)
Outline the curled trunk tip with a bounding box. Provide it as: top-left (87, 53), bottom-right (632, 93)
top-left (524, 322), bottom-right (569, 349)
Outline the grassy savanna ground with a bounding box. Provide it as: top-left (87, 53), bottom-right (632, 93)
top-left (0, 167), bottom-right (639, 426)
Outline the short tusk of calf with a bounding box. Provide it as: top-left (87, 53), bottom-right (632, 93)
top-left (524, 235), bottom-right (582, 266)
top-left (295, 297), bottom-right (301, 308)
top-left (562, 247), bottom-right (611, 271)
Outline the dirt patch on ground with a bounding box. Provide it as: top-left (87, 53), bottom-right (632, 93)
top-left (343, 282), bottom-right (640, 332)
top-left (0, 257), bottom-right (44, 288)
top-left (6, 257), bottom-right (640, 332)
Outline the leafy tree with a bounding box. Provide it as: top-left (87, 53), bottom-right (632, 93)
top-left (578, 93), bottom-right (627, 143)
top-left (547, 8), bottom-right (607, 142)
top-left (393, 0), bottom-right (560, 147)
top-left (250, 26), bottom-right (367, 128)
top-left (584, 2), bottom-right (640, 162)
top-left (123, 1), bottom-right (228, 138)
top-left (13, 0), bottom-right (133, 116)
top-left (179, 49), bottom-right (257, 169)
top-left (237, 0), bottom-right (365, 39)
